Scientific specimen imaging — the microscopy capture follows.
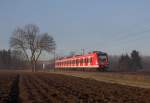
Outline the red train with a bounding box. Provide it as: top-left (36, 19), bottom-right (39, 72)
top-left (55, 51), bottom-right (109, 71)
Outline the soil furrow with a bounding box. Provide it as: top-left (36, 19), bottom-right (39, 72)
top-left (8, 74), bottom-right (20, 103)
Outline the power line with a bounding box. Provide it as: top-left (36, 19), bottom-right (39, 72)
top-left (103, 28), bottom-right (150, 48)
top-left (106, 30), bottom-right (150, 50)
top-left (102, 21), bottom-right (150, 44)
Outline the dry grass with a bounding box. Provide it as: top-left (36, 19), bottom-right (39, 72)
top-left (50, 71), bottom-right (150, 88)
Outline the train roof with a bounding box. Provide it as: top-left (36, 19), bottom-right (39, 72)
top-left (56, 51), bottom-right (107, 61)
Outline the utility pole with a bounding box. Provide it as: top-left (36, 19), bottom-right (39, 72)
top-left (82, 49), bottom-right (85, 55)
top-left (53, 48), bottom-right (56, 71)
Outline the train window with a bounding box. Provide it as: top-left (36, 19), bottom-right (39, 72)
top-left (66, 61), bottom-right (68, 65)
top-left (72, 60), bottom-right (73, 64)
top-left (86, 58), bottom-right (88, 63)
top-left (71, 60), bottom-right (72, 64)
top-left (85, 58), bottom-right (87, 63)
top-left (84, 58), bottom-right (86, 63)
top-left (77, 59), bottom-right (79, 64)
top-left (81, 59), bottom-right (83, 63)
top-left (73, 60), bottom-right (75, 64)
top-left (70, 60), bottom-right (72, 64)
top-left (78, 59), bottom-right (80, 64)
top-left (76, 59), bottom-right (78, 64)
top-left (69, 61), bottom-right (71, 64)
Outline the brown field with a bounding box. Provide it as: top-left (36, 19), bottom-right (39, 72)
top-left (0, 71), bottom-right (150, 103)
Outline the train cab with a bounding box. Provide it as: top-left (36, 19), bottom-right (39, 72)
top-left (93, 51), bottom-right (109, 70)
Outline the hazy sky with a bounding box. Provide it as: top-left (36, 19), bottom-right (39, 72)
top-left (0, 0), bottom-right (150, 57)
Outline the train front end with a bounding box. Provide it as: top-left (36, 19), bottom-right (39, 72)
top-left (96, 52), bottom-right (109, 70)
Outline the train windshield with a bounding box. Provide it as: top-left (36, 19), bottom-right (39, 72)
top-left (99, 54), bottom-right (107, 63)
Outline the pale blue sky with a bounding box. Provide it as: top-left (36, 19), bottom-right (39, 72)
top-left (0, 0), bottom-right (150, 57)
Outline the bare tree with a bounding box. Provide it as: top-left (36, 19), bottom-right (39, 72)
top-left (10, 24), bottom-right (56, 72)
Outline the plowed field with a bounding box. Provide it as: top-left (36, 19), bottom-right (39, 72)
top-left (0, 71), bottom-right (150, 103)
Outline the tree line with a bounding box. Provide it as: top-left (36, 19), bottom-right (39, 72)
top-left (0, 49), bottom-right (26, 69)
top-left (109, 50), bottom-right (144, 72)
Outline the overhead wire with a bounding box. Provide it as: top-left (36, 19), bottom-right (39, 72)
top-left (101, 26), bottom-right (150, 49)
top-left (110, 29), bottom-right (150, 47)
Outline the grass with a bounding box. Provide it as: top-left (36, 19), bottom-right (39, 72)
top-left (50, 71), bottom-right (150, 88)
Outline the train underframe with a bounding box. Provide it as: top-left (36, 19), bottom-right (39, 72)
top-left (54, 66), bottom-right (109, 72)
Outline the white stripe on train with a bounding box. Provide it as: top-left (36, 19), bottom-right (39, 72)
top-left (55, 65), bottom-right (99, 68)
